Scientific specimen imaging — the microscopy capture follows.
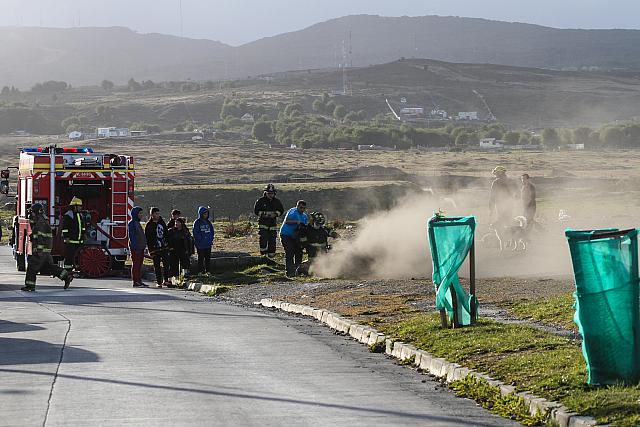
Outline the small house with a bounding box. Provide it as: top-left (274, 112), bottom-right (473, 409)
top-left (479, 138), bottom-right (504, 149)
top-left (457, 112), bottom-right (479, 121)
top-left (97, 127), bottom-right (130, 138)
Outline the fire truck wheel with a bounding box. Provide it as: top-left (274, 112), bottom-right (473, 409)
top-left (16, 236), bottom-right (26, 272)
top-left (78, 246), bottom-right (112, 278)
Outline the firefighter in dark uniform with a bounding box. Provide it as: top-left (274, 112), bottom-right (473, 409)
top-left (22, 203), bottom-right (73, 291)
top-left (253, 184), bottom-right (284, 258)
top-left (297, 212), bottom-right (338, 276)
top-left (61, 196), bottom-right (86, 274)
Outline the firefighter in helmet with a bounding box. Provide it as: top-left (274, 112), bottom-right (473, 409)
top-left (62, 196), bottom-right (86, 274)
top-left (22, 203), bottom-right (73, 291)
top-left (297, 211), bottom-right (338, 276)
top-left (253, 184), bottom-right (284, 258)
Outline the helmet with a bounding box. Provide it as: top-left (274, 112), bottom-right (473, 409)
top-left (31, 203), bottom-right (44, 214)
top-left (310, 211), bottom-right (326, 227)
top-left (264, 183), bottom-right (277, 195)
top-left (492, 166), bottom-right (507, 175)
top-left (70, 196), bottom-right (83, 206)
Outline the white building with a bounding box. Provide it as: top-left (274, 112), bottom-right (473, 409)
top-left (457, 111), bottom-right (479, 121)
top-left (68, 131), bottom-right (83, 141)
top-left (97, 127), bottom-right (130, 138)
top-left (400, 107), bottom-right (424, 116)
top-left (429, 109), bottom-right (448, 119)
top-left (479, 138), bottom-right (504, 149)
top-left (241, 113), bottom-right (255, 123)
top-left (564, 143), bottom-right (585, 150)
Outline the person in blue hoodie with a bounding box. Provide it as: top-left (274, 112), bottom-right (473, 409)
top-left (192, 206), bottom-right (214, 274)
top-left (128, 206), bottom-right (148, 288)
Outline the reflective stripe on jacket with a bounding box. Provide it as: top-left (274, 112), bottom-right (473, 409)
top-left (29, 214), bottom-right (53, 252)
top-left (62, 210), bottom-right (85, 244)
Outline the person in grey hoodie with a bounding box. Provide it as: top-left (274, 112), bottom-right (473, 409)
top-left (192, 206), bottom-right (214, 273)
top-left (128, 206), bottom-right (148, 288)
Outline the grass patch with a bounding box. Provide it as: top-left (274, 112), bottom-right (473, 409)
top-left (368, 341), bottom-right (385, 353)
top-left (220, 221), bottom-right (254, 238)
top-left (205, 285), bottom-right (234, 296)
top-left (193, 264), bottom-right (286, 287)
top-left (379, 313), bottom-right (640, 426)
top-left (504, 293), bottom-right (576, 332)
top-left (451, 375), bottom-right (549, 426)
top-left (398, 355), bottom-right (416, 366)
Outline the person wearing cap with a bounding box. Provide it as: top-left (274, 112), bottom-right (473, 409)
top-left (22, 203), bottom-right (73, 291)
top-left (280, 200), bottom-right (308, 277)
top-left (489, 166), bottom-right (517, 226)
top-left (253, 184), bottom-right (284, 258)
top-left (61, 196), bottom-right (86, 274)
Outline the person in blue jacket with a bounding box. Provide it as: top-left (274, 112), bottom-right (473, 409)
top-left (280, 200), bottom-right (308, 277)
top-left (192, 206), bottom-right (214, 273)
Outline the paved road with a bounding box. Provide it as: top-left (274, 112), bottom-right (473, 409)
top-left (0, 247), bottom-right (516, 426)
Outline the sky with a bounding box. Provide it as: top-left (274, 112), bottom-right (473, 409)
top-left (1, 0), bottom-right (638, 45)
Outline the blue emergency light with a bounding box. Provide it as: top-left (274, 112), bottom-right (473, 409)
top-left (21, 147), bottom-right (94, 154)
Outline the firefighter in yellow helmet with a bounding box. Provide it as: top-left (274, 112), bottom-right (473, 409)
top-left (62, 196), bottom-right (86, 274)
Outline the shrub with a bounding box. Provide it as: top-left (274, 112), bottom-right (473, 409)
top-left (252, 121), bottom-right (273, 141)
top-left (222, 221), bottom-right (253, 238)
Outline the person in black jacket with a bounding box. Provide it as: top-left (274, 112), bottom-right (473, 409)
top-left (166, 209), bottom-right (182, 275)
top-left (167, 217), bottom-right (192, 285)
top-left (144, 207), bottom-right (171, 288)
top-left (166, 209), bottom-right (181, 230)
top-left (253, 184), bottom-right (284, 258)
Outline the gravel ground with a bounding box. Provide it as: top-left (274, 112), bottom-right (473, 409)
top-left (214, 274), bottom-right (576, 337)
top-left (219, 276), bottom-right (573, 307)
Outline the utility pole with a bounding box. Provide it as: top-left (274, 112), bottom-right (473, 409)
top-left (179, 0), bottom-right (184, 37)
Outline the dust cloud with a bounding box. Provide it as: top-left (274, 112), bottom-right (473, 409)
top-left (311, 180), bottom-right (626, 280)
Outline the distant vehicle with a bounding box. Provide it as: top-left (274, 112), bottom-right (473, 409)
top-left (68, 131), bottom-right (83, 141)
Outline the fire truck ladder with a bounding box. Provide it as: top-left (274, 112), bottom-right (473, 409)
top-left (111, 171), bottom-right (129, 240)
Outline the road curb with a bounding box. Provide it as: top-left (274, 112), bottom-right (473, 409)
top-left (256, 298), bottom-right (599, 427)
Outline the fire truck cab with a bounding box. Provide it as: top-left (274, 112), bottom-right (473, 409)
top-left (11, 146), bottom-right (135, 277)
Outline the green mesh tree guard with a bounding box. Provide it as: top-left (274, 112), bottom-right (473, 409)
top-left (428, 215), bottom-right (478, 326)
top-left (566, 228), bottom-right (640, 385)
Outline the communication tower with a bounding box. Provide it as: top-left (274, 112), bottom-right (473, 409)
top-left (342, 31), bottom-right (353, 95)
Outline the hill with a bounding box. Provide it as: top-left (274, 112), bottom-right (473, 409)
top-left (4, 15), bottom-right (640, 88)
top-left (273, 58), bottom-right (640, 127)
top-left (3, 58), bottom-right (640, 132)
top-left (0, 26), bottom-right (232, 88)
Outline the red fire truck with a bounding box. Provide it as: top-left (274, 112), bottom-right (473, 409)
top-left (7, 145), bottom-right (135, 277)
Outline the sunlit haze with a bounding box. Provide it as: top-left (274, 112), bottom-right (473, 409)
top-left (1, 0), bottom-right (638, 45)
